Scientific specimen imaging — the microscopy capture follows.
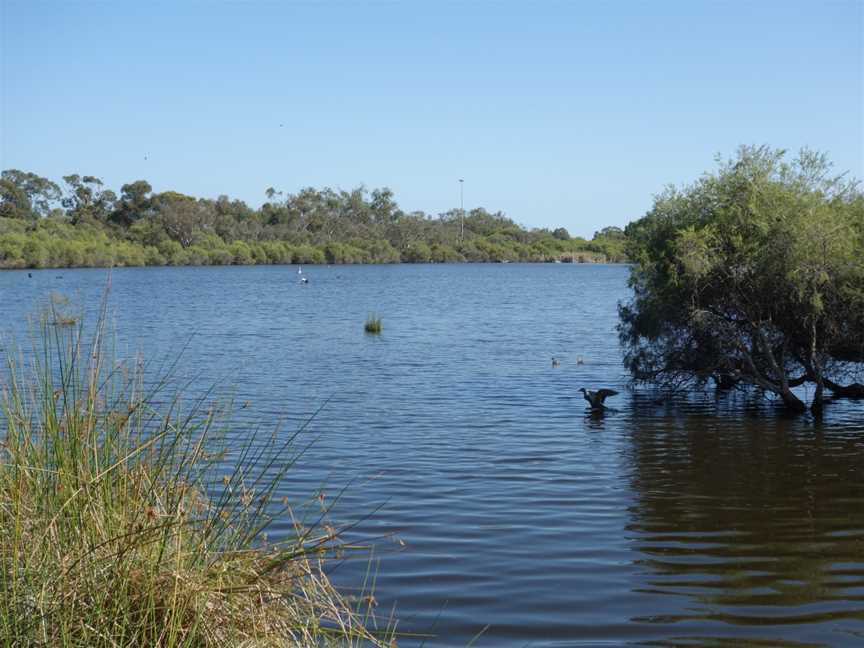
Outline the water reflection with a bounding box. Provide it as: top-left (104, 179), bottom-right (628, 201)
top-left (625, 396), bottom-right (864, 645)
top-left (584, 408), bottom-right (612, 430)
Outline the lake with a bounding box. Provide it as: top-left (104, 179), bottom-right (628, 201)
top-left (1, 264), bottom-right (862, 646)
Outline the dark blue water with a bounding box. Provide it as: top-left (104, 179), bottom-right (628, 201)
top-left (1, 264), bottom-right (862, 646)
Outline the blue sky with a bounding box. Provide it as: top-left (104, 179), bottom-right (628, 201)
top-left (1, 0), bottom-right (861, 238)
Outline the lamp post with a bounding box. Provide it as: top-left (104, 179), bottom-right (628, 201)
top-left (459, 178), bottom-right (464, 240)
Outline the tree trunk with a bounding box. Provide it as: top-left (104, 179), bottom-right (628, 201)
top-left (751, 328), bottom-right (807, 412)
top-left (811, 381), bottom-right (824, 413)
top-left (738, 360), bottom-right (807, 411)
top-left (809, 321), bottom-right (825, 414)
top-left (779, 387), bottom-right (807, 412)
top-left (713, 373), bottom-right (739, 390)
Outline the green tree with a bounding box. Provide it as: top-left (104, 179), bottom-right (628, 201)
top-left (370, 188), bottom-right (401, 225)
top-left (593, 226), bottom-right (625, 240)
top-left (153, 192), bottom-right (215, 248)
top-left (62, 175), bottom-right (116, 224)
top-left (619, 146), bottom-right (864, 412)
top-left (0, 179), bottom-right (31, 220)
top-left (1, 170), bottom-right (62, 218)
top-left (112, 180), bottom-right (153, 227)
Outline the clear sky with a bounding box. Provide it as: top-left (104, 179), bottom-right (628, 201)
top-left (1, 0), bottom-right (861, 238)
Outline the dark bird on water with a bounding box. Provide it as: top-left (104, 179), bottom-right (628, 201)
top-left (551, 357), bottom-right (560, 368)
top-left (579, 387), bottom-right (619, 409)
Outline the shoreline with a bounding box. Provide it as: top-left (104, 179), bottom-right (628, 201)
top-left (0, 259), bottom-right (630, 271)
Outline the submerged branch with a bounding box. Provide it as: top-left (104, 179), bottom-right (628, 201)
top-left (824, 378), bottom-right (864, 398)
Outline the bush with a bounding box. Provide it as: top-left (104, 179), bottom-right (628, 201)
top-left (620, 146), bottom-right (864, 411)
top-left (401, 241), bottom-right (431, 263)
top-left (143, 245), bottom-right (167, 266)
top-left (0, 311), bottom-right (396, 646)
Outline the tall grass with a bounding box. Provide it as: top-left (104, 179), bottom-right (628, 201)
top-left (0, 302), bottom-right (396, 646)
top-left (363, 315), bottom-right (382, 335)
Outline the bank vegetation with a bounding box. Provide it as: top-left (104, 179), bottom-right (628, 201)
top-left (0, 303), bottom-right (396, 646)
top-left (0, 170), bottom-right (627, 269)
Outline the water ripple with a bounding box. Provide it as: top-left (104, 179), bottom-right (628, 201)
top-left (1, 264), bottom-right (862, 646)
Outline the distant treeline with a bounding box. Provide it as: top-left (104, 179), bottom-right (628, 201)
top-left (0, 169), bottom-right (627, 269)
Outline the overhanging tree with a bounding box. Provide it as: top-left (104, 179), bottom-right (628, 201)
top-left (619, 146), bottom-right (864, 412)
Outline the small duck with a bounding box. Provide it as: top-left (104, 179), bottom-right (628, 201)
top-left (579, 387), bottom-right (619, 410)
top-left (552, 357), bottom-right (560, 368)
top-left (576, 356), bottom-right (584, 365)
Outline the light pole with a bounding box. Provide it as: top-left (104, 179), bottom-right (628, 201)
top-left (459, 178), bottom-right (464, 240)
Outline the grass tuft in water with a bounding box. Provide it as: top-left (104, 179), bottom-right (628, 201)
top-left (52, 314), bottom-right (79, 327)
top-left (364, 314), bottom-right (382, 335)
top-left (0, 305), bottom-right (396, 646)
top-left (47, 291), bottom-right (79, 326)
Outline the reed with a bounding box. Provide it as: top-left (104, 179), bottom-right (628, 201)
top-left (47, 291), bottom-right (79, 326)
top-left (364, 314), bottom-right (382, 335)
top-left (0, 305), bottom-right (396, 646)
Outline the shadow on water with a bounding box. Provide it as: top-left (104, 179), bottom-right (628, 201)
top-left (623, 392), bottom-right (864, 647)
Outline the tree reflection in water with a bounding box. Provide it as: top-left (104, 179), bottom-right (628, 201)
top-left (623, 393), bottom-right (864, 645)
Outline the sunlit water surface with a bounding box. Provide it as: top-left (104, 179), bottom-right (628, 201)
top-left (1, 264), bottom-right (862, 646)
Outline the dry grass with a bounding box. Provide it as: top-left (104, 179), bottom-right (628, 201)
top-left (0, 303), bottom-right (397, 647)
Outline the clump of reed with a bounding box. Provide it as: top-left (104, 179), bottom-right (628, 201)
top-left (53, 314), bottom-right (79, 326)
top-left (0, 306), bottom-right (396, 646)
top-left (364, 314), bottom-right (382, 335)
top-left (48, 291), bottom-right (79, 326)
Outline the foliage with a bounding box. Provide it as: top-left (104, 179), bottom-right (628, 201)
top-left (619, 146), bottom-right (864, 412)
top-left (0, 306), bottom-right (396, 646)
top-left (588, 226), bottom-right (628, 262)
top-left (0, 169), bottom-right (629, 268)
top-left (0, 170), bottom-right (61, 219)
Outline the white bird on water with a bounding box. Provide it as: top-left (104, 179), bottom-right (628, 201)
top-left (298, 266), bottom-right (302, 274)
